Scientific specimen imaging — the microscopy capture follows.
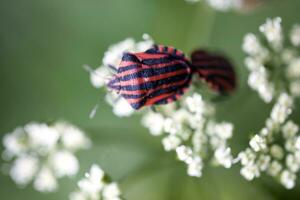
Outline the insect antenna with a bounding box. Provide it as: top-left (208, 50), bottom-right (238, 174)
top-left (83, 64), bottom-right (115, 119)
top-left (88, 96), bottom-right (108, 119)
top-left (89, 103), bottom-right (99, 119)
top-left (89, 90), bottom-right (126, 119)
top-left (83, 64), bottom-right (113, 83)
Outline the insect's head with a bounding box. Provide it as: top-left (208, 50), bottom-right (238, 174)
top-left (107, 76), bottom-right (121, 93)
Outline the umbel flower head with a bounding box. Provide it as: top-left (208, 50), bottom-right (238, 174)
top-left (239, 17), bottom-right (300, 189)
top-left (142, 92), bottom-right (234, 177)
top-left (2, 121), bottom-right (91, 192)
top-left (69, 164), bottom-right (122, 200)
top-left (243, 17), bottom-right (300, 103)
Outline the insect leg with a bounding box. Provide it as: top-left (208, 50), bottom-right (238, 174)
top-left (107, 64), bottom-right (118, 73)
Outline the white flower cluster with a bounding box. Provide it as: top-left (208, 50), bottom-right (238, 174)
top-left (88, 34), bottom-right (154, 117)
top-left (240, 17), bottom-right (300, 189)
top-left (142, 92), bottom-right (234, 177)
top-left (2, 122), bottom-right (91, 192)
top-left (186, 0), bottom-right (246, 12)
top-left (237, 93), bottom-right (298, 188)
top-left (290, 24), bottom-right (300, 47)
top-left (69, 164), bottom-right (122, 200)
top-left (243, 17), bottom-right (300, 103)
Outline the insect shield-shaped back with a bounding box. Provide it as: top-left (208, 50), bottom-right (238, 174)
top-left (108, 45), bottom-right (193, 110)
top-left (191, 50), bottom-right (236, 93)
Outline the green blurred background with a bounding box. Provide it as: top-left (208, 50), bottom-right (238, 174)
top-left (1, 0), bottom-right (300, 199)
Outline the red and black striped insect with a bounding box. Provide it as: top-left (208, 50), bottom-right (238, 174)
top-left (107, 44), bottom-right (235, 110)
top-left (191, 49), bottom-right (236, 92)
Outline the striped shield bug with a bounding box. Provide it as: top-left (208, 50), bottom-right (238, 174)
top-left (107, 44), bottom-right (236, 110)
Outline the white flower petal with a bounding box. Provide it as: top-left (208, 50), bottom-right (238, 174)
top-left (34, 166), bottom-right (57, 192)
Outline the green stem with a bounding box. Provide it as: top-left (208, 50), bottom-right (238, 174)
top-left (184, 4), bottom-right (216, 51)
